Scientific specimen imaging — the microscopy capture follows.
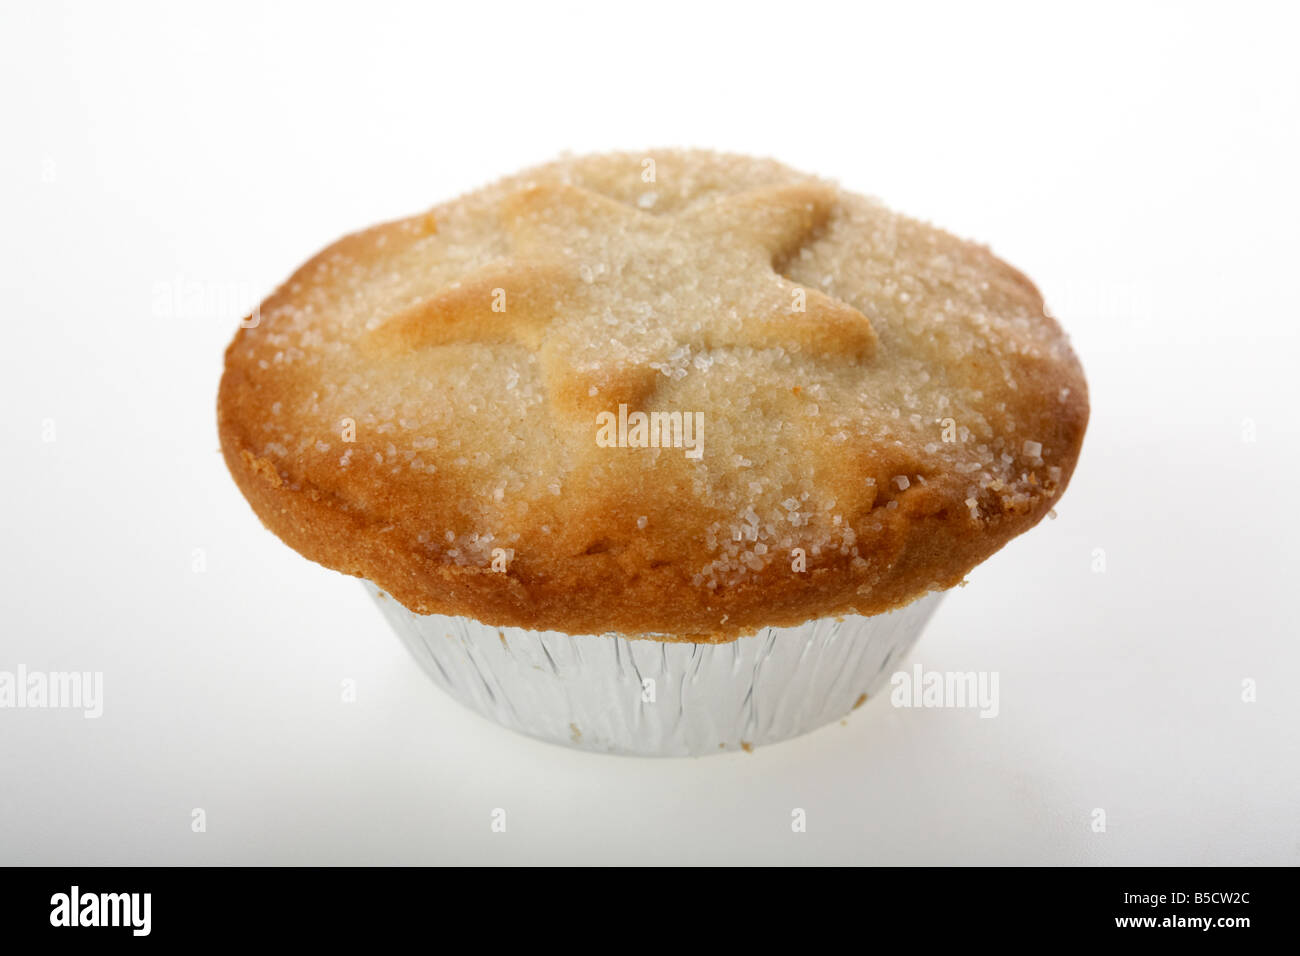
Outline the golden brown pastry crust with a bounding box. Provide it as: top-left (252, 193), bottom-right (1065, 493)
top-left (218, 150), bottom-right (1088, 641)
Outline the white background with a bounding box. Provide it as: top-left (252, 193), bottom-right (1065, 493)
top-left (1, 0), bottom-right (1297, 864)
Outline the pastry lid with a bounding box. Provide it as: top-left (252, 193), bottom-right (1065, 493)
top-left (218, 149), bottom-right (1088, 640)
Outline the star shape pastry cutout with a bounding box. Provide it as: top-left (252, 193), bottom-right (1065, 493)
top-left (366, 181), bottom-right (877, 414)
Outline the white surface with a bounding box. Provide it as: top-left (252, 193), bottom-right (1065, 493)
top-left (1, 0), bottom-right (1297, 865)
